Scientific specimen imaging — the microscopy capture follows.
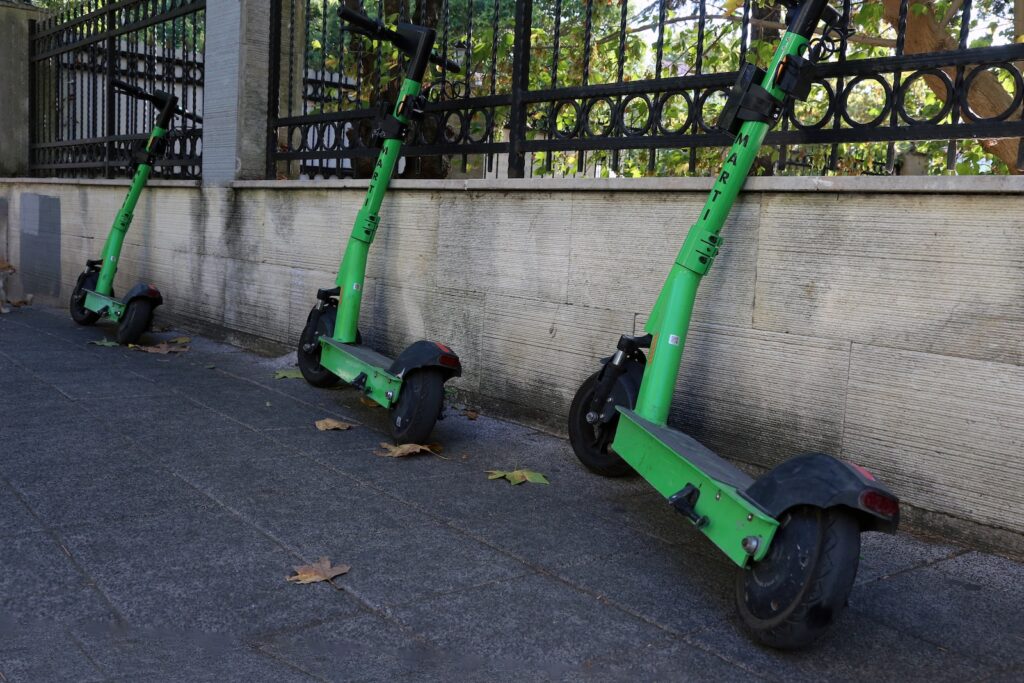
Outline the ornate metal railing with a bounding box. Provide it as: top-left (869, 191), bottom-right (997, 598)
top-left (267, 0), bottom-right (1024, 180)
top-left (29, 0), bottom-right (206, 179)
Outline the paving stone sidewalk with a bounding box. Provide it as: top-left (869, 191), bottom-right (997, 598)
top-left (1, 305), bottom-right (1021, 682)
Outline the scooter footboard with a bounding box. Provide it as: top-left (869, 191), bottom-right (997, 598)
top-left (612, 409), bottom-right (779, 566)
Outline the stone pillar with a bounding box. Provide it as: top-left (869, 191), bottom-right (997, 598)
top-left (202, 0), bottom-right (272, 184)
top-left (0, 1), bottom-right (46, 177)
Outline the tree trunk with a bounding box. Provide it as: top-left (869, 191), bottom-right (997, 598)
top-left (882, 0), bottom-right (1022, 173)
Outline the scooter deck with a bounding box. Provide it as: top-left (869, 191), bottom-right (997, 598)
top-left (613, 408), bottom-right (778, 566)
top-left (319, 337), bottom-right (402, 408)
top-left (83, 289), bottom-right (126, 321)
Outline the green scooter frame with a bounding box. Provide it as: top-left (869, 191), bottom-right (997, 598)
top-left (297, 8), bottom-right (463, 444)
top-left (568, 0), bottom-right (900, 650)
top-left (69, 80), bottom-right (201, 345)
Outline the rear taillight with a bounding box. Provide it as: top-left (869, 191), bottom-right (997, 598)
top-left (860, 490), bottom-right (899, 518)
top-left (439, 354), bottom-right (460, 369)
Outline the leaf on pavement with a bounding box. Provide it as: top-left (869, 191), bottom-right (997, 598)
top-left (315, 418), bottom-right (353, 431)
top-left (375, 442), bottom-right (442, 458)
top-left (359, 396), bottom-right (381, 408)
top-left (486, 469), bottom-right (549, 485)
top-left (274, 368), bottom-right (304, 380)
top-left (463, 409), bottom-right (479, 420)
top-left (286, 557), bottom-right (350, 584)
top-left (167, 336), bottom-right (191, 345)
top-left (87, 339), bottom-right (120, 347)
top-left (130, 342), bottom-right (188, 355)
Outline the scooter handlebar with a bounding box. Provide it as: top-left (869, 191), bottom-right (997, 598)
top-left (338, 6), bottom-right (460, 73)
top-left (111, 79), bottom-right (202, 124)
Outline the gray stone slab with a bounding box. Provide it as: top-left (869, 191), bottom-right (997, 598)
top-left (686, 611), bottom-right (992, 683)
top-left (850, 564), bottom-right (1024, 668)
top-left (578, 638), bottom-right (760, 682)
top-left (260, 612), bottom-right (529, 683)
top-left (553, 539), bottom-right (736, 634)
top-left (0, 481), bottom-right (41, 536)
top-left (389, 573), bottom-right (672, 677)
top-left (930, 550), bottom-right (1024, 597)
top-left (0, 621), bottom-right (105, 683)
top-left (59, 508), bottom-right (365, 637)
top-left (855, 531), bottom-right (960, 585)
top-left (0, 531), bottom-right (118, 627)
top-left (4, 457), bottom-right (210, 530)
top-left (73, 623), bottom-right (310, 682)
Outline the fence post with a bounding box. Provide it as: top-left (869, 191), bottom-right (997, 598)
top-left (202, 0), bottom-right (272, 184)
top-left (0, 1), bottom-right (46, 177)
top-left (507, 0), bottom-right (532, 178)
top-left (104, 29), bottom-right (115, 179)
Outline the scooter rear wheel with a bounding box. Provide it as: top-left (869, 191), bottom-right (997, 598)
top-left (735, 505), bottom-right (860, 650)
top-left (389, 368), bottom-right (444, 444)
top-left (568, 371), bottom-right (632, 477)
top-left (69, 272), bottom-right (102, 326)
top-left (116, 299), bottom-right (154, 345)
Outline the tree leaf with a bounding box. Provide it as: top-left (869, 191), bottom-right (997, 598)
top-left (131, 342), bottom-right (187, 355)
top-left (87, 339), bottom-right (120, 347)
top-left (167, 336), bottom-right (191, 345)
top-left (463, 409), bottom-right (479, 420)
top-left (376, 442), bottom-right (441, 458)
top-left (486, 469), bottom-right (549, 486)
top-left (274, 368), bottom-right (304, 379)
top-left (315, 418), bottom-right (353, 431)
top-left (286, 556), bottom-right (350, 584)
top-left (359, 396), bottom-right (382, 408)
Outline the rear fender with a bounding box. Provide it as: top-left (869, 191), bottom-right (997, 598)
top-left (745, 453), bottom-right (900, 533)
top-left (121, 282), bottom-right (164, 308)
top-left (389, 340), bottom-right (461, 380)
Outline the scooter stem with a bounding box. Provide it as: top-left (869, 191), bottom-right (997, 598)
top-left (634, 0), bottom-right (830, 425)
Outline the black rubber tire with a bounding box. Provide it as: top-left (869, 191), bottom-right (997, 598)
top-left (567, 371), bottom-right (633, 477)
top-left (116, 298), bottom-right (154, 345)
top-left (297, 305), bottom-right (342, 388)
top-left (735, 506), bottom-right (861, 650)
top-left (69, 272), bottom-right (102, 326)
top-left (389, 368), bottom-right (445, 444)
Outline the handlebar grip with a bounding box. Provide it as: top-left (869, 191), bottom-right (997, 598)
top-left (111, 79), bottom-right (149, 100)
top-left (338, 6), bottom-right (385, 37)
top-left (430, 54), bottom-right (461, 73)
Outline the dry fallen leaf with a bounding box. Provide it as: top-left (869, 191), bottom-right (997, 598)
top-left (463, 409), bottom-right (479, 420)
top-left (275, 368), bottom-right (304, 380)
top-left (315, 418), bottom-right (353, 431)
top-left (87, 339), bottom-right (120, 348)
top-left (167, 336), bottom-right (191, 345)
top-left (487, 469), bottom-right (549, 485)
top-left (359, 396), bottom-right (381, 409)
top-left (130, 342), bottom-right (188, 355)
top-left (286, 557), bottom-right (350, 584)
top-left (375, 442), bottom-right (443, 458)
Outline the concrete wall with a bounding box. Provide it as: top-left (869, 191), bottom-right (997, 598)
top-left (2, 176), bottom-right (1022, 554)
top-left (0, 2), bottom-right (46, 177)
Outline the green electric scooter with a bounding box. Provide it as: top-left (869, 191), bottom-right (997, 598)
top-left (568, 0), bottom-right (900, 649)
top-left (69, 80), bottom-right (202, 344)
top-left (297, 7), bottom-right (463, 444)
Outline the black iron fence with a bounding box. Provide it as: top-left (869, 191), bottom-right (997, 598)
top-left (29, 0), bottom-right (206, 179)
top-left (267, 0), bottom-right (1024, 180)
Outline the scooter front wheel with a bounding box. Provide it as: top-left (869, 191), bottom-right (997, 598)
top-left (389, 369), bottom-right (445, 444)
top-left (568, 371), bottom-right (632, 477)
top-left (116, 299), bottom-right (154, 345)
top-left (735, 505), bottom-right (860, 650)
top-left (297, 305), bottom-right (342, 388)
top-left (69, 272), bottom-right (102, 326)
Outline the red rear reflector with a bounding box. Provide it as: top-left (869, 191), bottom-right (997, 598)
top-left (439, 354), bottom-right (460, 368)
top-left (434, 342), bottom-right (452, 353)
top-left (850, 463), bottom-right (876, 481)
top-left (860, 490), bottom-right (899, 518)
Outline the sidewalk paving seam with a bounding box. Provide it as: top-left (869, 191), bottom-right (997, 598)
top-left (855, 547), bottom-right (970, 586)
top-left (0, 471), bottom-right (128, 627)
